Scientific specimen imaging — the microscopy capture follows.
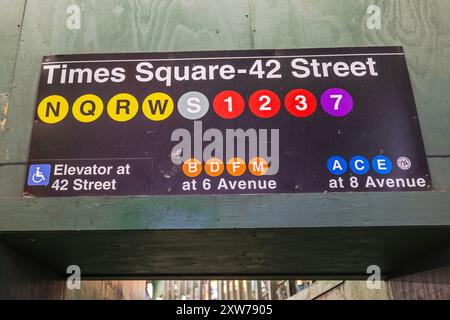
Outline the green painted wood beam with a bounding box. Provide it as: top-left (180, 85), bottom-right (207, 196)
top-left (1, 227), bottom-right (449, 279)
top-left (0, 191), bottom-right (449, 232)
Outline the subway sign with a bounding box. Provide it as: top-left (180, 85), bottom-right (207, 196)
top-left (23, 47), bottom-right (432, 197)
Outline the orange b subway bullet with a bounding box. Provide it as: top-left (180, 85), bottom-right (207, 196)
top-left (182, 158), bottom-right (202, 177)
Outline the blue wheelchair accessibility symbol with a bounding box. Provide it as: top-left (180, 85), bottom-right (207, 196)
top-left (27, 164), bottom-right (51, 186)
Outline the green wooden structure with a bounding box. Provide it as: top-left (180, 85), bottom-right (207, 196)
top-left (0, 0), bottom-right (449, 279)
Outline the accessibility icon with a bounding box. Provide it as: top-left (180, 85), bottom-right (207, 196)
top-left (27, 164), bottom-right (51, 186)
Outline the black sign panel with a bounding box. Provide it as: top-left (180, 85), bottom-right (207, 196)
top-left (24, 47), bottom-right (431, 197)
